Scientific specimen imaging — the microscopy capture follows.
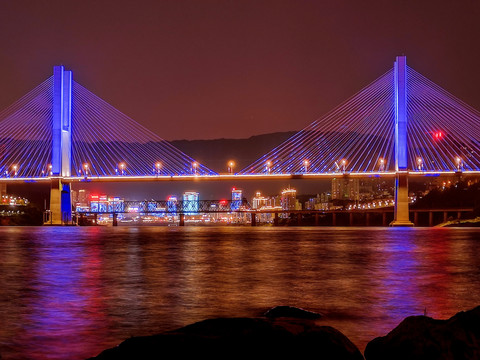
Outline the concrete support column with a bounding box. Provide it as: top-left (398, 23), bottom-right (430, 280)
top-left (274, 212), bottom-right (279, 226)
top-left (382, 212), bottom-right (387, 226)
top-left (48, 178), bottom-right (62, 225)
top-left (332, 212), bottom-right (336, 226)
top-left (179, 213), bottom-right (185, 226)
top-left (414, 211), bottom-right (418, 226)
top-left (251, 212), bottom-right (256, 226)
top-left (315, 213), bottom-right (319, 226)
top-left (48, 178), bottom-right (72, 225)
top-left (297, 213), bottom-right (302, 225)
top-left (366, 212), bottom-right (370, 226)
top-left (113, 213), bottom-right (118, 226)
top-left (429, 211), bottom-right (433, 227)
top-left (349, 212), bottom-right (354, 226)
top-left (443, 211), bottom-right (448, 223)
top-left (391, 172), bottom-right (414, 226)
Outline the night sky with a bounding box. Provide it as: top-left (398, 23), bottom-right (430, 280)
top-left (1, 0), bottom-right (480, 141)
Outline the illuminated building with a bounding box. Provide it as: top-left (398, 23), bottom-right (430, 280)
top-left (77, 189), bottom-right (88, 205)
top-left (183, 191), bottom-right (199, 215)
top-left (167, 195), bottom-right (178, 215)
top-left (281, 187), bottom-right (299, 210)
top-left (83, 194), bottom-right (124, 213)
top-left (305, 192), bottom-right (331, 210)
top-left (332, 178), bottom-right (360, 201)
top-left (231, 187), bottom-right (242, 211)
top-left (252, 191), bottom-right (267, 210)
top-left (109, 197), bottom-right (124, 212)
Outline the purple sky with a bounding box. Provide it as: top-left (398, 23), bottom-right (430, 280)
top-left (1, 0), bottom-right (480, 141)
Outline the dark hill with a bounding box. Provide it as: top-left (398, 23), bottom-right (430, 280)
top-left (170, 131), bottom-right (296, 173)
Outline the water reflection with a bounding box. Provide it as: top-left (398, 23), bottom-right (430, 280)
top-left (0, 226), bottom-right (479, 359)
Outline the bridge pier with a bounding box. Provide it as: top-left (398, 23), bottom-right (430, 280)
top-left (274, 212), bottom-right (279, 226)
top-left (390, 173), bottom-right (414, 226)
top-left (179, 213), bottom-right (185, 226)
top-left (251, 212), bottom-right (257, 226)
top-left (48, 178), bottom-right (72, 225)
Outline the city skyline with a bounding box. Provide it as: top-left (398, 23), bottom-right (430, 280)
top-left (1, 1), bottom-right (480, 141)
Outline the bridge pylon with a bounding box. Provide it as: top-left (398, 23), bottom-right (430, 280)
top-left (391, 56), bottom-right (414, 227)
top-left (48, 66), bottom-right (73, 225)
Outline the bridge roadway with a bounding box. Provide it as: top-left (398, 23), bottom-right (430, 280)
top-left (1, 170), bottom-right (479, 183)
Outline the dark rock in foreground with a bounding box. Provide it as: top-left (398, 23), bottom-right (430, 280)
top-left (89, 316), bottom-right (363, 360)
top-left (264, 305), bottom-right (323, 319)
top-left (364, 305), bottom-right (480, 360)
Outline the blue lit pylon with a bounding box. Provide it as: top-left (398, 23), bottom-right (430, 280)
top-left (391, 56), bottom-right (413, 226)
top-left (50, 66), bottom-right (72, 224)
top-left (52, 66), bottom-right (72, 176)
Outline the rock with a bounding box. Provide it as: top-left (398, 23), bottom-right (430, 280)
top-left (88, 317), bottom-right (363, 360)
top-left (364, 305), bottom-right (480, 360)
top-left (264, 305), bottom-right (323, 319)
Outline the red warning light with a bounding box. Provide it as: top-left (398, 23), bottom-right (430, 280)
top-left (433, 131), bottom-right (444, 140)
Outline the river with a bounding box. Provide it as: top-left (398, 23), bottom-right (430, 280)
top-left (0, 226), bottom-right (479, 359)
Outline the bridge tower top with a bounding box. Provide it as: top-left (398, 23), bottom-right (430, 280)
top-left (52, 65), bottom-right (72, 177)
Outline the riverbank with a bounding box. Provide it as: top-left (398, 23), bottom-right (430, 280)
top-left (88, 305), bottom-right (480, 360)
top-left (436, 216), bottom-right (480, 227)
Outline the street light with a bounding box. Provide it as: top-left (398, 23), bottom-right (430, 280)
top-left (12, 165), bottom-right (17, 177)
top-left (83, 163), bottom-right (89, 177)
top-left (379, 158), bottom-right (385, 172)
top-left (417, 157), bottom-right (423, 171)
top-left (456, 157), bottom-right (462, 171)
top-left (192, 161), bottom-right (198, 175)
top-left (303, 159), bottom-right (309, 173)
top-left (119, 162), bottom-right (126, 175)
top-left (155, 161), bottom-right (162, 175)
top-left (341, 159), bottom-right (346, 172)
top-left (227, 161), bottom-right (235, 174)
top-left (266, 161), bottom-right (272, 174)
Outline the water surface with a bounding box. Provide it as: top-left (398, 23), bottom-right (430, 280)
top-left (0, 226), bottom-right (479, 359)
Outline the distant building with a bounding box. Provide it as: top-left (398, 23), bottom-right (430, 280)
top-left (167, 195), bottom-right (178, 215)
top-left (281, 187), bottom-right (300, 210)
top-left (77, 189), bottom-right (89, 205)
top-left (231, 187), bottom-right (242, 211)
top-left (331, 177), bottom-right (360, 201)
top-left (305, 192), bottom-right (331, 210)
top-left (252, 191), bottom-right (268, 210)
top-left (183, 191), bottom-right (199, 214)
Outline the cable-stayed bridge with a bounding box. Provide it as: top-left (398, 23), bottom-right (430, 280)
top-left (1, 56), bottom-right (479, 225)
